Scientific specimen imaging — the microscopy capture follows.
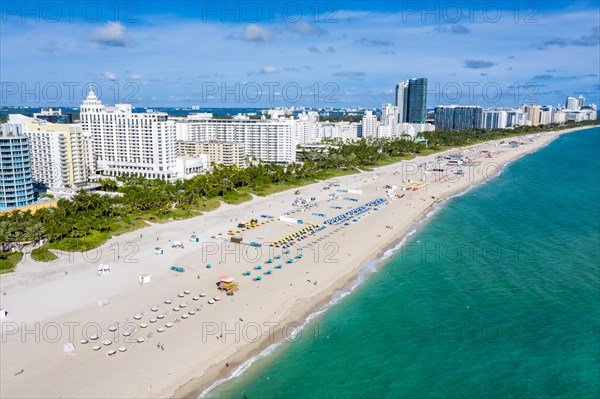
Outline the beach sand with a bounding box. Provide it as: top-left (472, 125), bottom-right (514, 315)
top-left (0, 126), bottom-right (592, 398)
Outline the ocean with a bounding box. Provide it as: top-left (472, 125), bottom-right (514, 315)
top-left (206, 127), bottom-right (600, 399)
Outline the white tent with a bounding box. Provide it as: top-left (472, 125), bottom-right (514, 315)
top-left (0, 309), bottom-right (7, 319)
top-left (139, 274), bottom-right (151, 284)
top-left (97, 298), bottom-right (109, 307)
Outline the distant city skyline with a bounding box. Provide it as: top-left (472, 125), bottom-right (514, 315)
top-left (1, 1), bottom-right (599, 107)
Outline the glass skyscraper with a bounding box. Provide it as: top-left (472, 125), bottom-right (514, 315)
top-left (434, 106), bottom-right (483, 131)
top-left (395, 78), bottom-right (428, 124)
top-left (1, 124), bottom-right (35, 209)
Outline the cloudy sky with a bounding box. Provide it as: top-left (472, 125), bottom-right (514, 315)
top-left (1, 1), bottom-right (599, 108)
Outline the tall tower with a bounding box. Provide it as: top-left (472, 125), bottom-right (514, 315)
top-left (395, 81), bottom-right (409, 123)
top-left (406, 78), bottom-right (428, 124)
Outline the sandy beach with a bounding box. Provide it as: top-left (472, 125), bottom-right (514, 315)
top-left (0, 126), bottom-right (593, 398)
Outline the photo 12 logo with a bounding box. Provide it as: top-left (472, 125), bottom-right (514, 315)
top-left (1, 1), bottom-right (139, 23)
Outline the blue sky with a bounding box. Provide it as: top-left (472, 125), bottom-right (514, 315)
top-left (1, 1), bottom-right (599, 108)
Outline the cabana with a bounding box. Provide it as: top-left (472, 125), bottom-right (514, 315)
top-left (154, 247), bottom-right (164, 255)
top-left (138, 274), bottom-right (151, 284)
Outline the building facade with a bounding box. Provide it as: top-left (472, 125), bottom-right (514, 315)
top-left (176, 116), bottom-right (295, 164)
top-left (434, 106), bottom-right (483, 131)
top-left (9, 115), bottom-right (87, 189)
top-left (176, 141), bottom-right (246, 167)
top-left (80, 87), bottom-right (178, 180)
top-left (0, 124), bottom-right (35, 209)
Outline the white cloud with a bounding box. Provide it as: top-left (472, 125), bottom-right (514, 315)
top-left (89, 22), bottom-right (131, 47)
top-left (103, 71), bottom-right (118, 81)
top-left (288, 21), bottom-right (327, 36)
top-left (261, 66), bottom-right (279, 74)
top-left (242, 24), bottom-right (273, 42)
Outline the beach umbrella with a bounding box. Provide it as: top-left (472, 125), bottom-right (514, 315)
top-left (90, 335), bottom-right (99, 341)
top-left (206, 264), bottom-right (212, 268)
top-left (193, 295), bottom-right (199, 300)
top-left (165, 299), bottom-right (172, 304)
top-left (275, 264), bottom-right (283, 269)
top-left (184, 290), bottom-right (191, 295)
top-left (108, 325), bottom-right (117, 332)
top-left (118, 346), bottom-right (127, 352)
top-left (214, 296), bottom-right (221, 301)
top-left (180, 303), bottom-right (187, 307)
top-left (178, 293), bottom-right (184, 298)
top-left (137, 337), bottom-right (145, 343)
top-left (103, 339), bottom-right (112, 346)
top-left (80, 338), bottom-right (89, 344)
top-left (181, 314), bottom-right (189, 319)
top-left (134, 314), bottom-right (142, 320)
top-left (189, 310), bottom-right (196, 315)
top-left (150, 307), bottom-right (158, 312)
top-left (107, 349), bottom-right (116, 356)
top-left (123, 331), bottom-right (131, 337)
top-left (157, 314), bottom-right (165, 319)
top-left (208, 299), bottom-right (215, 304)
top-left (200, 293), bottom-right (207, 297)
top-left (150, 318), bottom-right (157, 323)
top-left (140, 323), bottom-right (148, 329)
top-left (157, 327), bottom-right (165, 333)
top-left (92, 345), bottom-right (101, 351)
top-left (166, 322), bottom-right (173, 328)
top-left (173, 306), bottom-right (180, 311)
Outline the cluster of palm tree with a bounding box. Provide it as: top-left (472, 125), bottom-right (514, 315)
top-left (0, 119), bottom-right (596, 253)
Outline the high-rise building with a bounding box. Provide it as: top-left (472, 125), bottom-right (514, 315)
top-left (483, 110), bottom-right (508, 129)
top-left (395, 78), bottom-right (427, 124)
top-left (524, 105), bottom-right (542, 126)
top-left (394, 81), bottom-right (408, 123)
top-left (577, 95), bottom-right (585, 109)
top-left (565, 96), bottom-right (579, 111)
top-left (0, 124), bottom-right (35, 209)
top-left (175, 116), bottom-right (295, 164)
top-left (434, 106), bottom-right (483, 131)
top-left (8, 114), bottom-right (87, 189)
top-left (406, 78), bottom-right (428, 123)
top-left (360, 110), bottom-right (378, 138)
top-left (80, 86), bottom-right (178, 180)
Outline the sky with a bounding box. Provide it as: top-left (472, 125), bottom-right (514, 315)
top-left (1, 0), bottom-right (599, 108)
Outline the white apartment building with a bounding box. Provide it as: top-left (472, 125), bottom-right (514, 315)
top-left (361, 110), bottom-right (378, 138)
top-left (8, 114), bottom-right (87, 189)
top-left (80, 87), bottom-right (178, 180)
top-left (176, 116), bottom-right (295, 164)
top-left (483, 110), bottom-right (508, 129)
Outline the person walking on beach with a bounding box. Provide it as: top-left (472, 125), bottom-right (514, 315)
top-left (161, 344), bottom-right (164, 351)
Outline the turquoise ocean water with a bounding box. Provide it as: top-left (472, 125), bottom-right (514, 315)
top-left (206, 127), bottom-right (600, 399)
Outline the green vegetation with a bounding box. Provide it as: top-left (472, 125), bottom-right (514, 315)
top-left (0, 119), bottom-right (597, 267)
top-left (31, 246), bottom-right (58, 262)
top-left (0, 252), bottom-right (22, 274)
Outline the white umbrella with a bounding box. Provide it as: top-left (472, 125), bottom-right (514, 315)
top-left (150, 307), bottom-right (158, 312)
top-left (179, 303), bottom-right (187, 308)
top-left (188, 310), bottom-right (196, 315)
top-left (184, 290), bottom-right (191, 295)
top-left (108, 326), bottom-right (117, 332)
top-left (107, 349), bottom-right (116, 356)
top-left (157, 327), bottom-right (165, 333)
top-left (157, 314), bottom-right (165, 319)
top-left (165, 322), bottom-right (173, 328)
top-left (118, 346), bottom-right (127, 352)
top-left (192, 296), bottom-right (199, 301)
top-left (80, 338), bottom-right (89, 344)
top-left (123, 331), bottom-right (131, 337)
top-left (150, 318), bottom-right (157, 323)
top-left (178, 293), bottom-right (185, 298)
top-left (137, 337), bottom-right (145, 343)
top-left (140, 323), bottom-right (148, 328)
top-left (103, 339), bottom-right (112, 346)
top-left (133, 314), bottom-right (142, 320)
top-left (181, 314), bottom-right (189, 319)
top-left (165, 299), bottom-right (172, 304)
top-left (214, 296), bottom-right (221, 301)
top-left (92, 345), bottom-right (101, 351)
top-left (90, 335), bottom-right (99, 341)
top-left (172, 307), bottom-right (180, 312)
top-left (199, 293), bottom-right (207, 297)
top-left (208, 299), bottom-right (215, 304)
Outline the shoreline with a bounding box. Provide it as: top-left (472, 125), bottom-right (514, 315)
top-left (0, 125), bottom-right (596, 399)
top-left (172, 125), bottom-right (596, 398)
